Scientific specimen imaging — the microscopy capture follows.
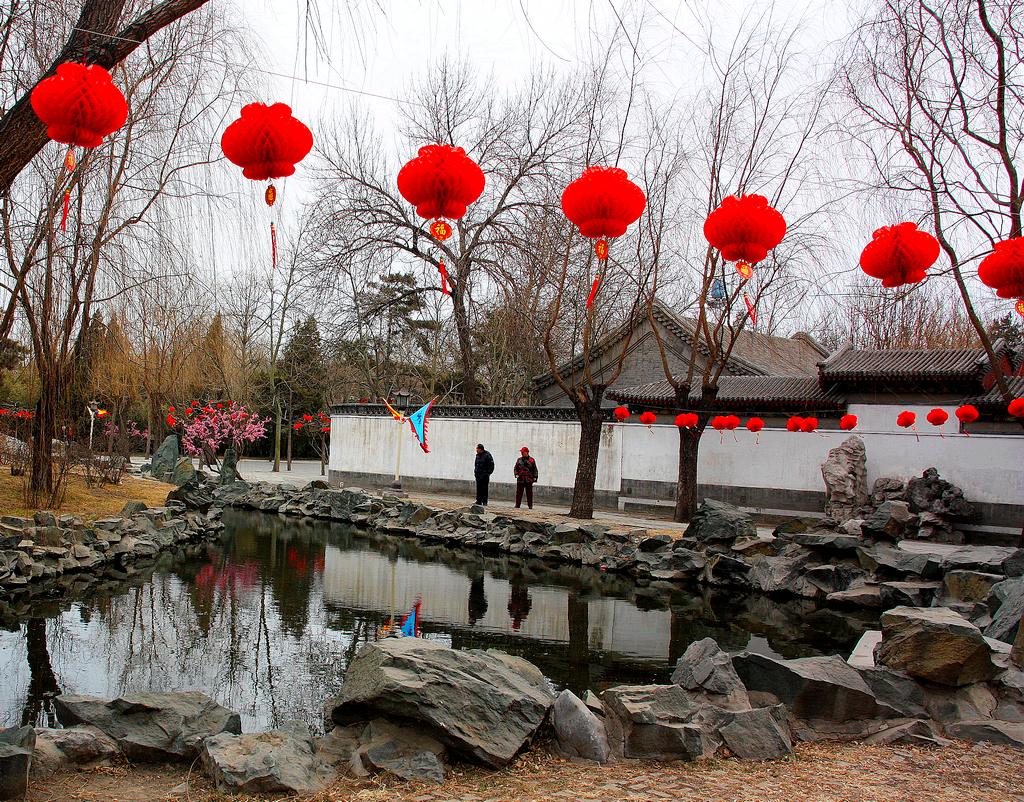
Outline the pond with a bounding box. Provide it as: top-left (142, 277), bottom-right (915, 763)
top-left (0, 509), bottom-right (878, 733)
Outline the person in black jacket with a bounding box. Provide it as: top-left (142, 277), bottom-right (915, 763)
top-left (513, 446), bottom-right (539, 509)
top-left (474, 444), bottom-right (495, 506)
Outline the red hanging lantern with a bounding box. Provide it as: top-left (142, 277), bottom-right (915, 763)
top-left (398, 144), bottom-right (484, 296)
top-left (955, 404), bottom-right (979, 425)
top-left (896, 411), bottom-right (916, 429)
top-left (613, 405), bottom-right (630, 422)
top-left (561, 166), bottom-right (646, 307)
top-left (839, 414), bottom-right (858, 431)
top-left (711, 416), bottom-right (727, 431)
top-left (859, 223), bottom-right (939, 288)
top-left (926, 408), bottom-right (949, 427)
top-left (800, 416), bottom-right (818, 433)
top-left (1008, 397), bottom-right (1024, 417)
top-left (639, 411), bottom-right (657, 427)
top-left (979, 238), bottom-right (1024, 315)
top-left (723, 414), bottom-right (740, 430)
top-left (703, 194), bottom-right (786, 277)
top-left (221, 103), bottom-right (313, 269)
top-left (31, 62), bottom-right (128, 148)
top-left (675, 412), bottom-right (698, 428)
top-left (746, 417), bottom-right (764, 433)
top-left (31, 62), bottom-right (129, 232)
top-left (786, 416), bottom-right (804, 432)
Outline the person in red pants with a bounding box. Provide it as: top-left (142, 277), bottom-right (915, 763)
top-left (513, 446), bottom-right (539, 509)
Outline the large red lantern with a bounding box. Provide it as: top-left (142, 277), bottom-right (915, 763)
top-left (859, 223), bottom-right (939, 288)
top-left (30, 62), bottom-right (128, 231)
top-left (703, 194), bottom-right (786, 278)
top-left (398, 144), bottom-right (484, 296)
top-left (221, 103), bottom-right (313, 269)
top-left (561, 166), bottom-right (646, 307)
top-left (978, 238), bottom-right (1024, 318)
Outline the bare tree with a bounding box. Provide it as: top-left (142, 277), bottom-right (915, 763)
top-left (843, 0), bottom-right (1022, 400)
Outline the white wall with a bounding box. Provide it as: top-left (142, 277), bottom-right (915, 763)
top-left (330, 406), bottom-right (1024, 508)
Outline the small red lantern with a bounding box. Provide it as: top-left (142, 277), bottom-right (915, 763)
top-left (800, 416), bottom-right (818, 433)
top-left (746, 417), bottom-right (764, 433)
top-left (955, 404), bottom-right (979, 425)
top-left (711, 416), bottom-right (727, 431)
top-left (859, 223), bottom-right (939, 288)
top-left (561, 166), bottom-right (646, 307)
top-left (1016, 299), bottom-right (1024, 319)
top-left (675, 412), bottom-right (698, 428)
top-left (1008, 397), bottom-right (1024, 417)
top-left (639, 411), bottom-right (657, 426)
top-left (613, 405), bottom-right (630, 422)
top-left (786, 416), bottom-right (804, 432)
top-left (703, 194), bottom-right (786, 276)
top-left (840, 414), bottom-right (858, 431)
top-left (430, 219), bottom-right (453, 241)
top-left (897, 411), bottom-right (916, 428)
top-left (723, 414), bottom-right (740, 430)
top-left (926, 408), bottom-right (949, 427)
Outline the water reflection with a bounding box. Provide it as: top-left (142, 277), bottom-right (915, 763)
top-left (0, 510), bottom-right (878, 732)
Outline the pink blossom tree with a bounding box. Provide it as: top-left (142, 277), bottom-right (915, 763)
top-left (174, 401), bottom-right (269, 465)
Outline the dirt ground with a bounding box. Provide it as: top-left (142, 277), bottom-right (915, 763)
top-left (0, 471), bottom-right (172, 519)
top-left (25, 741), bottom-right (1024, 802)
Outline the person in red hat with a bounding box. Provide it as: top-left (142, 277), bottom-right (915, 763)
top-left (513, 446), bottom-right (539, 509)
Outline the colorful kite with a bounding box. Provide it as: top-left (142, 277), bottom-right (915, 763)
top-left (382, 397), bottom-right (435, 453)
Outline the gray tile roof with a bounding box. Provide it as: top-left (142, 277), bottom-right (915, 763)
top-left (819, 345), bottom-right (991, 381)
top-left (608, 375), bottom-right (845, 410)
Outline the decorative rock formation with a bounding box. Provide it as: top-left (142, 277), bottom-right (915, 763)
top-left (821, 435), bottom-right (869, 521)
top-left (54, 691), bottom-right (241, 762)
top-left (149, 435), bottom-right (179, 481)
top-left (905, 468), bottom-right (980, 523)
top-left (327, 638), bottom-right (554, 768)
top-left (873, 606), bottom-right (998, 687)
top-left (685, 499), bottom-right (756, 544)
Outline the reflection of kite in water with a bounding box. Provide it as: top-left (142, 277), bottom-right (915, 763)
top-left (382, 397), bottom-right (436, 453)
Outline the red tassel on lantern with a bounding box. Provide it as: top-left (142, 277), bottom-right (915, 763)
top-left (743, 292), bottom-right (757, 325)
top-left (270, 222), bottom-right (277, 269)
top-left (438, 258), bottom-right (451, 296)
top-left (60, 190), bottom-right (71, 232)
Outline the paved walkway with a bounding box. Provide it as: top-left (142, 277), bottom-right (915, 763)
top-left (235, 459), bottom-right (692, 534)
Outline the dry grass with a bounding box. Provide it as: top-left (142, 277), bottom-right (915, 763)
top-left (25, 741), bottom-right (1024, 802)
top-left (0, 469), bottom-right (173, 519)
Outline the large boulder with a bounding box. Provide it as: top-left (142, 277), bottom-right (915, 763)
top-left (985, 578), bottom-right (1024, 645)
top-left (169, 457), bottom-right (197, 487)
top-left (0, 726), bottom-right (34, 800)
top-left (149, 435), bottom-right (179, 481)
top-left (944, 720), bottom-right (1024, 747)
top-left (54, 691), bottom-right (241, 762)
top-left (685, 499), bottom-right (756, 544)
top-left (351, 719), bottom-right (447, 784)
top-left (327, 639), bottom-right (554, 769)
top-left (550, 690), bottom-right (610, 764)
top-left (821, 435), bottom-right (869, 521)
top-left (670, 638), bottom-right (750, 711)
top-left (599, 684), bottom-right (724, 761)
top-left (732, 652), bottom-right (899, 723)
top-left (718, 706), bottom-right (793, 760)
top-left (202, 725), bottom-right (324, 795)
top-left (873, 606), bottom-right (998, 687)
top-left (166, 477), bottom-right (214, 512)
top-left (904, 467), bottom-right (979, 523)
top-left (32, 726), bottom-right (120, 774)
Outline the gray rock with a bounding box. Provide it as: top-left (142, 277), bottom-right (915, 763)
top-left (550, 690), bottom-right (610, 764)
top-left (827, 585), bottom-right (884, 608)
top-left (874, 606), bottom-right (998, 687)
top-left (789, 532), bottom-right (862, 553)
top-left (857, 666), bottom-right (927, 718)
top-left (871, 477), bottom-right (906, 507)
top-left (671, 638), bottom-right (750, 710)
top-left (166, 478), bottom-right (214, 512)
top-left (54, 691), bottom-right (240, 762)
top-left (915, 512), bottom-right (964, 545)
top-left (804, 564), bottom-right (865, 595)
top-left (202, 727), bottom-right (323, 795)
top-left (599, 684), bottom-right (723, 761)
top-left (941, 546), bottom-right (1024, 577)
top-left (32, 726), bottom-right (121, 773)
top-left (747, 553), bottom-right (814, 595)
top-left (944, 719), bottom-right (1024, 746)
top-left (685, 499), bottom-right (756, 544)
top-left (0, 726), bottom-right (34, 800)
top-left (879, 580), bottom-right (941, 608)
top-left (328, 638), bottom-right (553, 768)
top-left (150, 435), bottom-right (179, 480)
top-left (861, 501), bottom-right (916, 540)
top-left (719, 705), bottom-right (793, 760)
top-left (863, 719), bottom-right (952, 747)
top-left (733, 652), bottom-right (899, 722)
top-left (220, 448), bottom-right (239, 484)
top-left (638, 534), bottom-right (673, 553)
top-left (905, 467), bottom-right (979, 523)
top-left (857, 545), bottom-right (941, 579)
top-left (120, 501), bottom-right (147, 517)
top-left (942, 571), bottom-right (1004, 604)
top-left (985, 578), bottom-right (1024, 645)
top-left (352, 719), bottom-right (447, 784)
top-left (821, 435), bottom-right (869, 521)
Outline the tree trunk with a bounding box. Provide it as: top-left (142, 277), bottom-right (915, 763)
top-left (674, 426), bottom-right (702, 522)
top-left (272, 395), bottom-right (282, 472)
top-left (568, 399), bottom-right (604, 520)
top-left (29, 368), bottom-right (59, 498)
top-left (450, 281), bottom-right (480, 404)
